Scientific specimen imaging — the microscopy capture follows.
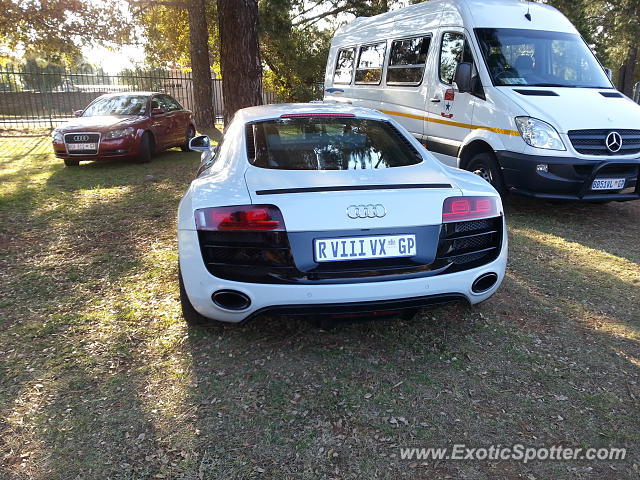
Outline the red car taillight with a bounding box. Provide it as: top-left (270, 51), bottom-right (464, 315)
top-left (195, 205), bottom-right (286, 231)
top-left (442, 196), bottom-right (500, 223)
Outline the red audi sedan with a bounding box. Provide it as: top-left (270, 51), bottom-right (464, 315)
top-left (52, 92), bottom-right (196, 166)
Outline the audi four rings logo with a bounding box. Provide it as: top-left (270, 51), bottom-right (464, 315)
top-left (73, 135), bottom-right (90, 142)
top-left (605, 131), bottom-right (622, 153)
top-left (347, 204), bottom-right (387, 219)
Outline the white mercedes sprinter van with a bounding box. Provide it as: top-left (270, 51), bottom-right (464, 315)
top-left (323, 0), bottom-right (640, 202)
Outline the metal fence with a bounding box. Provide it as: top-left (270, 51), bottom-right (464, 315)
top-left (0, 65), bottom-right (323, 133)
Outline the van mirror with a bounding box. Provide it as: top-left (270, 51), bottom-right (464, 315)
top-left (189, 135), bottom-right (211, 151)
top-left (604, 67), bottom-right (613, 80)
top-left (454, 62), bottom-right (473, 93)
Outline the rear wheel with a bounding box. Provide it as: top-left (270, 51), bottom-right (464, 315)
top-left (179, 266), bottom-right (220, 325)
top-left (181, 125), bottom-right (195, 152)
top-left (136, 132), bottom-right (153, 163)
top-left (467, 152), bottom-right (506, 195)
top-left (399, 308), bottom-right (419, 321)
top-left (63, 159), bottom-right (80, 167)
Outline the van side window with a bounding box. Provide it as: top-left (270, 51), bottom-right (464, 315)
top-left (387, 36), bottom-right (431, 86)
top-left (334, 48), bottom-right (355, 84)
top-left (439, 32), bottom-right (474, 84)
top-left (355, 42), bottom-right (387, 85)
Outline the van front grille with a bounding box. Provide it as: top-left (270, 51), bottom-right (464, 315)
top-left (568, 129), bottom-right (640, 156)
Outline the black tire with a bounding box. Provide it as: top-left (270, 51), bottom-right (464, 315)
top-left (63, 159), bottom-right (80, 167)
top-left (312, 317), bottom-right (337, 330)
top-left (181, 125), bottom-right (196, 152)
top-left (136, 132), bottom-right (153, 163)
top-left (399, 308), bottom-right (419, 321)
top-left (179, 266), bottom-right (217, 326)
top-left (466, 152), bottom-right (507, 196)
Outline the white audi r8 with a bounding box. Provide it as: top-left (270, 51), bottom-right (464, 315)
top-left (177, 104), bottom-right (507, 324)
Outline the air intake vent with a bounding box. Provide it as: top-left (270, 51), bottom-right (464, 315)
top-left (433, 217), bottom-right (503, 272)
top-left (513, 89), bottom-right (559, 96)
top-left (245, 124), bottom-right (256, 162)
top-left (599, 91), bottom-right (623, 98)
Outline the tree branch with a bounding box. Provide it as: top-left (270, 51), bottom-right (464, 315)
top-left (292, 4), bottom-right (354, 27)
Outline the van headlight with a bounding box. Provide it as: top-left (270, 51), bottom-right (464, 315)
top-left (105, 127), bottom-right (134, 140)
top-left (515, 117), bottom-right (565, 151)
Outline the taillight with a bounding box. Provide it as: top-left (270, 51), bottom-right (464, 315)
top-left (442, 196), bottom-right (500, 223)
top-left (195, 205), bottom-right (286, 231)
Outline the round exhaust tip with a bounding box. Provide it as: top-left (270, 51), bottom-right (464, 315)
top-left (472, 272), bottom-right (498, 293)
top-left (212, 289), bottom-right (251, 311)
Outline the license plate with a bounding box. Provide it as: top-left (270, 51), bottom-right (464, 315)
top-left (314, 234), bottom-right (416, 263)
top-left (67, 143), bottom-right (97, 151)
top-left (591, 178), bottom-right (625, 190)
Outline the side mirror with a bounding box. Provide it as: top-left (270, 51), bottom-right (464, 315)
top-left (74, 110), bottom-right (83, 117)
top-left (604, 67), bottom-right (613, 80)
top-left (151, 108), bottom-right (165, 115)
top-left (454, 62), bottom-right (473, 93)
top-left (189, 135), bottom-right (211, 151)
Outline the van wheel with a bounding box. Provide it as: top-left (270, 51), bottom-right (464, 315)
top-left (179, 266), bottom-right (218, 326)
top-left (467, 152), bottom-right (506, 195)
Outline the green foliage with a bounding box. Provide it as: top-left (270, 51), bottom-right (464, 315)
top-left (20, 58), bottom-right (64, 92)
top-left (131, 0), bottom-right (219, 71)
top-left (260, 0), bottom-right (331, 102)
top-left (0, 0), bottom-right (131, 62)
top-left (117, 67), bottom-right (170, 91)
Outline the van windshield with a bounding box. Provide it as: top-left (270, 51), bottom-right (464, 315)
top-left (475, 28), bottom-right (612, 88)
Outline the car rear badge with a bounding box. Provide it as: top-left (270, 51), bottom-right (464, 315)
top-left (347, 204), bottom-right (386, 219)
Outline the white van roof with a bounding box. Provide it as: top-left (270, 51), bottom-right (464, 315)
top-left (334, 0), bottom-right (578, 41)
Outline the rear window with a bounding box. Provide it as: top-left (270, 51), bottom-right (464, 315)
top-left (247, 116), bottom-right (422, 170)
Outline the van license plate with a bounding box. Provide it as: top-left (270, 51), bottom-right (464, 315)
top-left (314, 234), bottom-right (416, 262)
top-left (591, 178), bottom-right (625, 190)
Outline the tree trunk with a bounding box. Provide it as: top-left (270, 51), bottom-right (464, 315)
top-left (188, 0), bottom-right (216, 134)
top-left (620, 45), bottom-right (638, 97)
top-left (217, 0), bottom-right (263, 124)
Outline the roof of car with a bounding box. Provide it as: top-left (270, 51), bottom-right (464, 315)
top-left (234, 103), bottom-right (389, 123)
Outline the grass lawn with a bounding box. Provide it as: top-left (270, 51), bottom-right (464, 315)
top-left (1, 136), bottom-right (638, 479)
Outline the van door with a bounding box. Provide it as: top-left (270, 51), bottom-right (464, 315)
top-left (377, 35), bottom-right (432, 140)
top-left (426, 29), bottom-right (476, 167)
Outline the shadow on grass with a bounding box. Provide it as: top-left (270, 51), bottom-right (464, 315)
top-left (0, 142), bottom-right (200, 478)
top-left (1, 138), bottom-right (638, 479)
top-left (178, 200), bottom-right (639, 479)
top-left (504, 195), bottom-right (640, 264)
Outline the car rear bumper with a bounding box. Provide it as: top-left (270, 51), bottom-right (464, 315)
top-left (178, 228), bottom-right (508, 323)
top-left (496, 151), bottom-right (640, 202)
